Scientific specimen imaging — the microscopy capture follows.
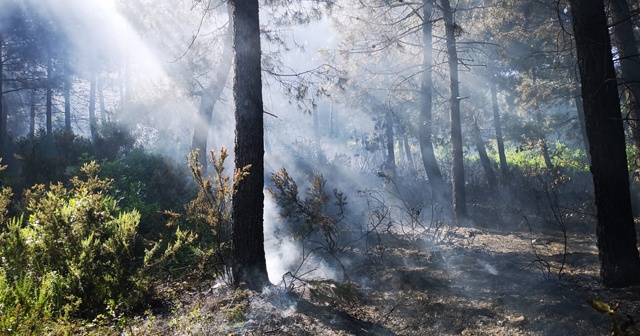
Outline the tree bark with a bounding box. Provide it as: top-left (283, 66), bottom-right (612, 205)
top-left (573, 86), bottom-right (591, 164)
top-left (442, 0), bottom-right (467, 221)
top-left (89, 69), bottom-right (97, 141)
top-left (472, 118), bottom-right (498, 189)
top-left (570, 0), bottom-right (640, 287)
top-left (30, 89), bottom-right (36, 139)
top-left (609, 0), bottom-right (640, 169)
top-left (385, 108), bottom-right (396, 178)
top-left (231, 0), bottom-right (269, 290)
top-left (533, 102), bottom-right (554, 171)
top-left (403, 135), bottom-right (414, 170)
top-left (191, 3), bottom-right (234, 170)
top-left (0, 34), bottom-right (4, 150)
top-left (490, 81), bottom-right (508, 179)
top-left (46, 53), bottom-right (53, 137)
top-left (98, 75), bottom-right (106, 123)
top-left (64, 53), bottom-right (71, 133)
top-left (540, 138), bottom-right (554, 171)
top-left (0, 98), bottom-right (5, 151)
top-left (419, 0), bottom-right (447, 202)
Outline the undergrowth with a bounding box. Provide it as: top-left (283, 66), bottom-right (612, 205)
top-left (269, 168), bottom-right (348, 253)
top-left (0, 161), bottom-right (144, 334)
top-left (0, 148), bottom-right (240, 334)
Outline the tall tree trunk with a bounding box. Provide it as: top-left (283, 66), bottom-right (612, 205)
top-left (0, 99), bottom-right (9, 150)
top-left (573, 86), bottom-right (591, 164)
top-left (442, 0), bottom-right (467, 221)
top-left (231, 0), bottom-right (269, 290)
top-left (570, 0), bottom-right (640, 287)
top-left (419, 0), bottom-right (447, 202)
top-left (403, 135), bottom-right (414, 170)
top-left (0, 34), bottom-right (4, 151)
top-left (540, 138), bottom-right (554, 170)
top-left (46, 54), bottom-right (53, 137)
top-left (98, 75), bottom-right (106, 123)
top-left (191, 3), bottom-right (234, 170)
top-left (491, 81), bottom-right (508, 179)
top-left (385, 108), bottom-right (397, 178)
top-left (64, 54), bottom-right (71, 133)
top-left (89, 69), bottom-right (97, 141)
top-left (610, 0), bottom-right (640, 169)
top-left (472, 118), bottom-right (498, 189)
top-left (0, 98), bottom-right (5, 152)
top-left (533, 100), bottom-right (554, 171)
top-left (30, 89), bottom-right (36, 139)
top-left (191, 91), bottom-right (215, 166)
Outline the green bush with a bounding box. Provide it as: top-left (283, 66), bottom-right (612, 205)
top-left (141, 149), bottom-right (239, 282)
top-left (0, 161), bottom-right (145, 328)
top-left (91, 121), bottom-right (136, 162)
top-left (268, 168), bottom-right (347, 252)
top-left (14, 130), bottom-right (92, 188)
top-left (0, 147), bottom-right (244, 332)
top-left (99, 148), bottom-right (193, 238)
top-left (0, 254), bottom-right (60, 334)
top-left (487, 140), bottom-right (588, 175)
top-left (12, 122), bottom-right (134, 193)
top-left (183, 149), bottom-right (238, 279)
top-left (100, 148), bottom-right (192, 211)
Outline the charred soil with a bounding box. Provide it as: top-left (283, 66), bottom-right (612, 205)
top-left (129, 210), bottom-right (640, 336)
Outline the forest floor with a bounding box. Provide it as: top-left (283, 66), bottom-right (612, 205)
top-left (125, 205), bottom-right (640, 336)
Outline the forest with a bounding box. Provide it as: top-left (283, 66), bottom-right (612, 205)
top-left (0, 0), bottom-right (639, 335)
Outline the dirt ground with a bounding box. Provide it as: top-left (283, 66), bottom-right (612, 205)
top-left (129, 211), bottom-right (640, 336)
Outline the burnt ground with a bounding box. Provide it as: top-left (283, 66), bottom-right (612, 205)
top-left (125, 208), bottom-right (640, 336)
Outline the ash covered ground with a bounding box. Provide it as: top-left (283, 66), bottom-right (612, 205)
top-left (128, 211), bottom-right (640, 336)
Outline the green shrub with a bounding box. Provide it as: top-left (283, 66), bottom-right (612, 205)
top-left (14, 130), bottom-right (88, 188)
top-left (99, 148), bottom-right (193, 238)
top-left (143, 149), bottom-right (239, 282)
top-left (487, 140), bottom-right (588, 175)
top-left (183, 149), bottom-right (238, 279)
top-left (12, 123), bottom-right (134, 193)
top-left (100, 148), bottom-right (192, 212)
top-left (268, 168), bottom-right (347, 252)
top-left (91, 121), bottom-right (136, 162)
top-left (0, 161), bottom-right (145, 324)
top-left (0, 251), bottom-right (62, 335)
top-left (0, 147), bottom-right (247, 331)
